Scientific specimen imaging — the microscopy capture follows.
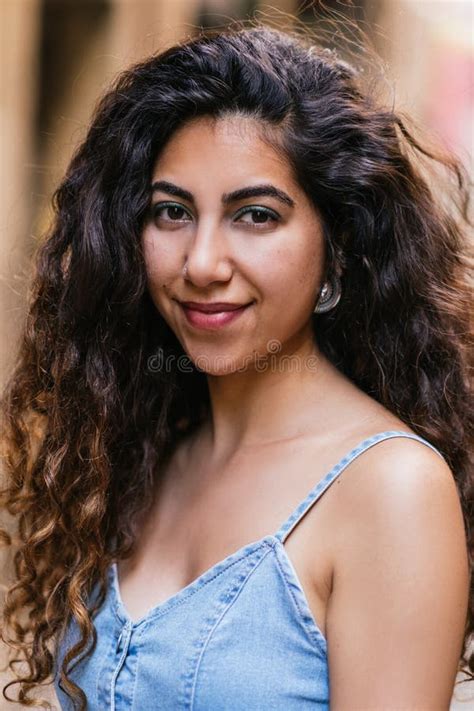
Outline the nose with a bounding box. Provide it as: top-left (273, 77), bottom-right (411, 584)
top-left (184, 221), bottom-right (233, 287)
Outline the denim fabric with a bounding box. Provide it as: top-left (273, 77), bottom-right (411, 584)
top-left (54, 430), bottom-right (444, 710)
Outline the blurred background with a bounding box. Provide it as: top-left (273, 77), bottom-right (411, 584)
top-left (1, 0), bottom-right (473, 708)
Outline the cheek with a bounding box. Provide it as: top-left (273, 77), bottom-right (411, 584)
top-left (142, 234), bottom-right (179, 294)
top-left (264, 238), bottom-right (323, 303)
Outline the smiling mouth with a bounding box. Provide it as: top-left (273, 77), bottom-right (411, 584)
top-left (179, 301), bottom-right (252, 313)
top-left (178, 301), bottom-right (254, 330)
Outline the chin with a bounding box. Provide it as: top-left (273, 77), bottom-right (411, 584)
top-left (184, 347), bottom-right (256, 376)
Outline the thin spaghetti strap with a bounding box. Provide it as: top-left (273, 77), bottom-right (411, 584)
top-left (274, 430), bottom-right (445, 544)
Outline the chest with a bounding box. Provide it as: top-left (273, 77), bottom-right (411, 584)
top-left (55, 537), bottom-right (330, 710)
top-left (116, 444), bottom-right (339, 639)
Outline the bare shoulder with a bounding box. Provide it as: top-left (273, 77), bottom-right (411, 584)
top-left (325, 431), bottom-right (470, 709)
top-left (330, 430), bottom-right (468, 576)
top-left (333, 431), bottom-right (464, 529)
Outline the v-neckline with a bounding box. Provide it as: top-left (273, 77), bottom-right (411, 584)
top-left (108, 430), bottom-right (434, 630)
top-left (109, 534), bottom-right (277, 627)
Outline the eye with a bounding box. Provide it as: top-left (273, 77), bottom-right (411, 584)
top-left (233, 205), bottom-right (280, 229)
top-left (151, 202), bottom-right (192, 225)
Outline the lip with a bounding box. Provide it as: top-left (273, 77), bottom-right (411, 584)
top-left (179, 301), bottom-right (249, 313)
top-left (178, 301), bottom-right (254, 330)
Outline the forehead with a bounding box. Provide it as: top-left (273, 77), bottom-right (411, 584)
top-left (152, 114), bottom-right (292, 183)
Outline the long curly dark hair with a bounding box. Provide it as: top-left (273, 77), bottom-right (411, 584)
top-left (1, 20), bottom-right (472, 711)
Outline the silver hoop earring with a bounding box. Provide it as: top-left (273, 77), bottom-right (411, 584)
top-left (313, 274), bottom-right (342, 314)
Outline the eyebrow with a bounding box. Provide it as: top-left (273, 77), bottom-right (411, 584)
top-left (150, 180), bottom-right (295, 208)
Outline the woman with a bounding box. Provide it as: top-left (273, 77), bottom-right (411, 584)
top-left (0, 23), bottom-right (472, 711)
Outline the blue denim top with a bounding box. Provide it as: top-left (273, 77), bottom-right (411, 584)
top-left (54, 430), bottom-right (444, 710)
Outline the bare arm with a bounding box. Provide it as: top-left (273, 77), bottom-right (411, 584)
top-left (326, 438), bottom-right (469, 710)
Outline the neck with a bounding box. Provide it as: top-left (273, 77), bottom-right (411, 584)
top-left (200, 331), bottom-right (348, 467)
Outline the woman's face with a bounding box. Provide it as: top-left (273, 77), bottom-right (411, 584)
top-left (141, 115), bottom-right (326, 375)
